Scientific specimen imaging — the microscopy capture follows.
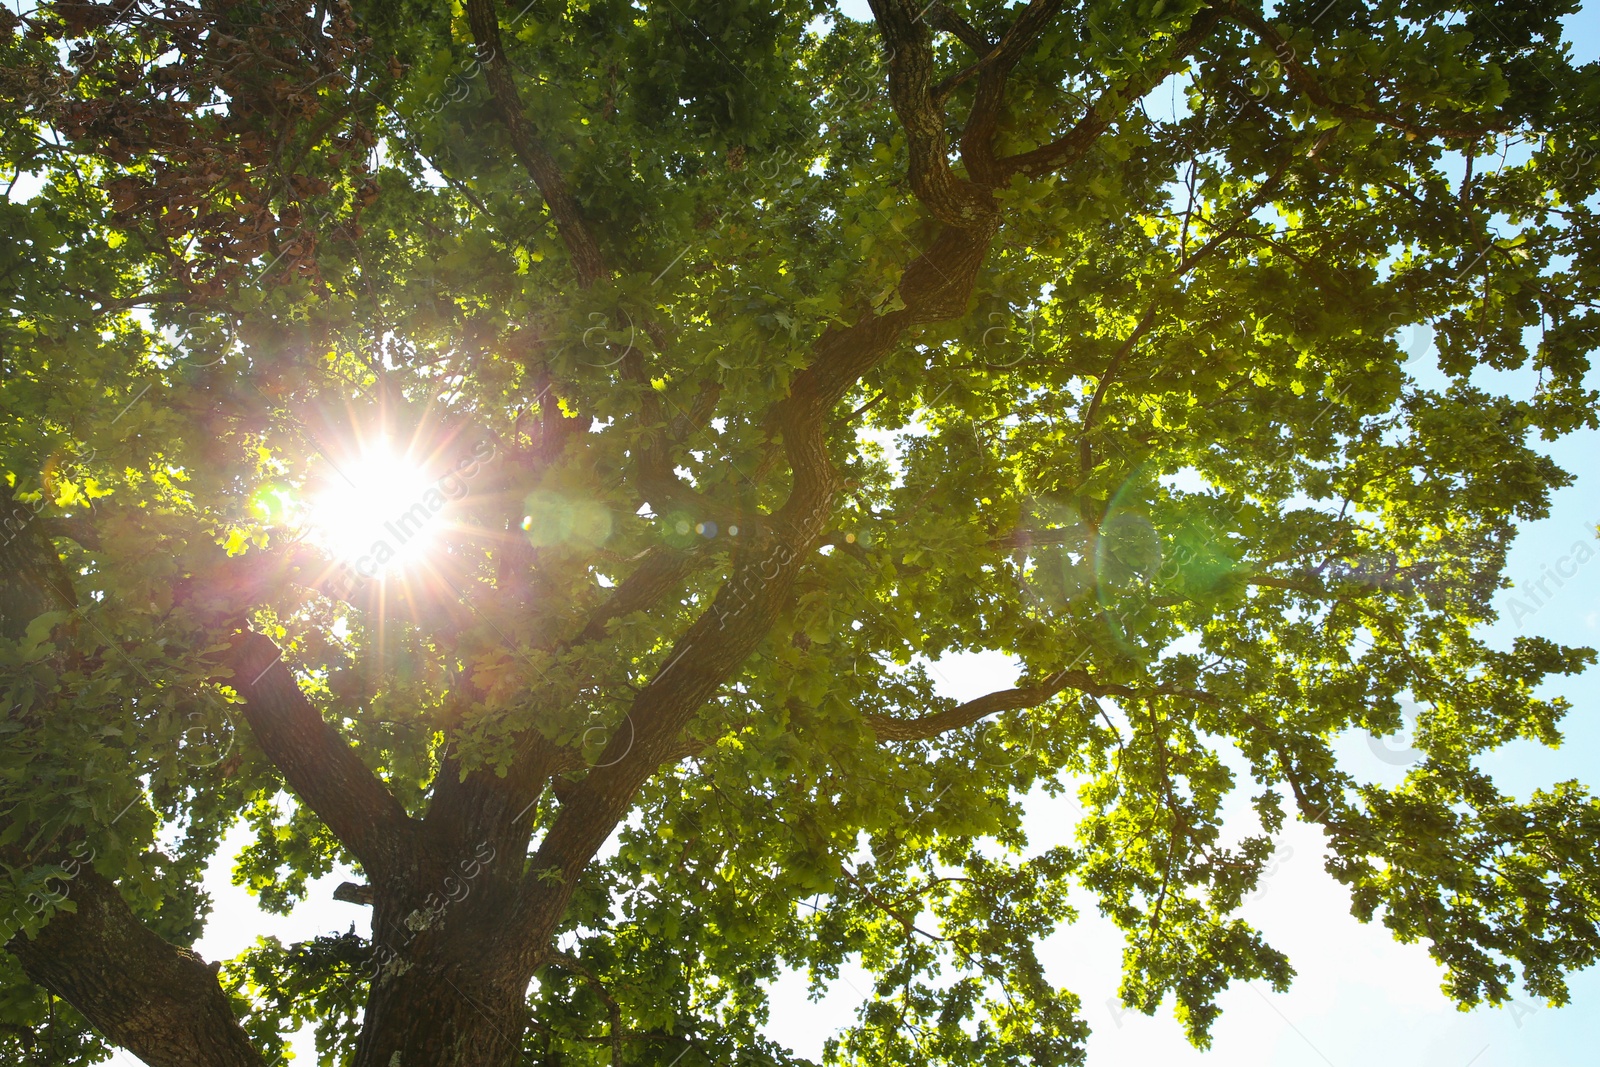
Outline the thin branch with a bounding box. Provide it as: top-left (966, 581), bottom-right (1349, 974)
top-left (867, 667), bottom-right (1218, 743)
top-left (1078, 303), bottom-right (1160, 479)
top-left (1219, 1), bottom-right (1503, 142)
top-left (998, 9), bottom-right (1221, 179)
top-left (465, 0), bottom-right (606, 287)
top-left (548, 952), bottom-right (624, 1067)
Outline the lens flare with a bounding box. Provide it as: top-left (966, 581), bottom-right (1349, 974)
top-left (308, 445), bottom-right (439, 571)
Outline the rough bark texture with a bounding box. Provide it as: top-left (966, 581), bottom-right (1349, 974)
top-left (352, 952), bottom-right (528, 1067)
top-left (1, 525), bottom-right (266, 1067)
top-left (227, 631), bottom-right (416, 878)
top-left (7, 870), bottom-right (265, 1067)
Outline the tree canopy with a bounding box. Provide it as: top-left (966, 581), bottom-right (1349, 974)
top-left (3, 0), bottom-right (1600, 1064)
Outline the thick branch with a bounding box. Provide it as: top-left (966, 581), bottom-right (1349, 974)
top-left (958, 0), bottom-right (1065, 184)
top-left (870, 0), bottom-right (997, 227)
top-left (8, 868), bottom-right (265, 1067)
top-left (927, 3), bottom-right (992, 54)
top-left (227, 631), bottom-right (414, 878)
top-left (31, 515), bottom-right (429, 888)
top-left (1, 540), bottom-right (263, 1067)
top-left (569, 547), bottom-right (702, 647)
top-left (507, 222), bottom-right (997, 971)
top-left (498, 12), bottom-right (1016, 959)
top-left (511, 531), bottom-right (809, 957)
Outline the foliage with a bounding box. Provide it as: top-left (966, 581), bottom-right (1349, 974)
top-left (2, 0), bottom-right (1600, 1065)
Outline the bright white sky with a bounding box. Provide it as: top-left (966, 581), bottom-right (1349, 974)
top-left (100, 3), bottom-right (1600, 1065)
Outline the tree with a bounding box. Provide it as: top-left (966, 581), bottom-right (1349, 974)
top-left (2, 0), bottom-right (1599, 1063)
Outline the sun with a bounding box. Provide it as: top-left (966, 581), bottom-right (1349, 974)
top-left (307, 444), bottom-right (441, 576)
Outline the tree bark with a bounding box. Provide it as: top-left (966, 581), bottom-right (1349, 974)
top-left (351, 848), bottom-right (535, 1067)
top-left (352, 959), bottom-right (529, 1067)
top-left (226, 631), bottom-right (416, 881)
top-left (7, 869), bottom-right (265, 1067)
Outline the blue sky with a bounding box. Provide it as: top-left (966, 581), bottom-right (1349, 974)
top-left (144, 4), bottom-right (1600, 1067)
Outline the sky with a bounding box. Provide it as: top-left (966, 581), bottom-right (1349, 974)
top-left (90, 2), bottom-right (1600, 1065)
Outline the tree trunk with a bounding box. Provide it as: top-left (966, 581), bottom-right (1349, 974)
top-left (352, 957), bottom-right (529, 1067)
top-left (350, 848), bottom-right (535, 1067)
